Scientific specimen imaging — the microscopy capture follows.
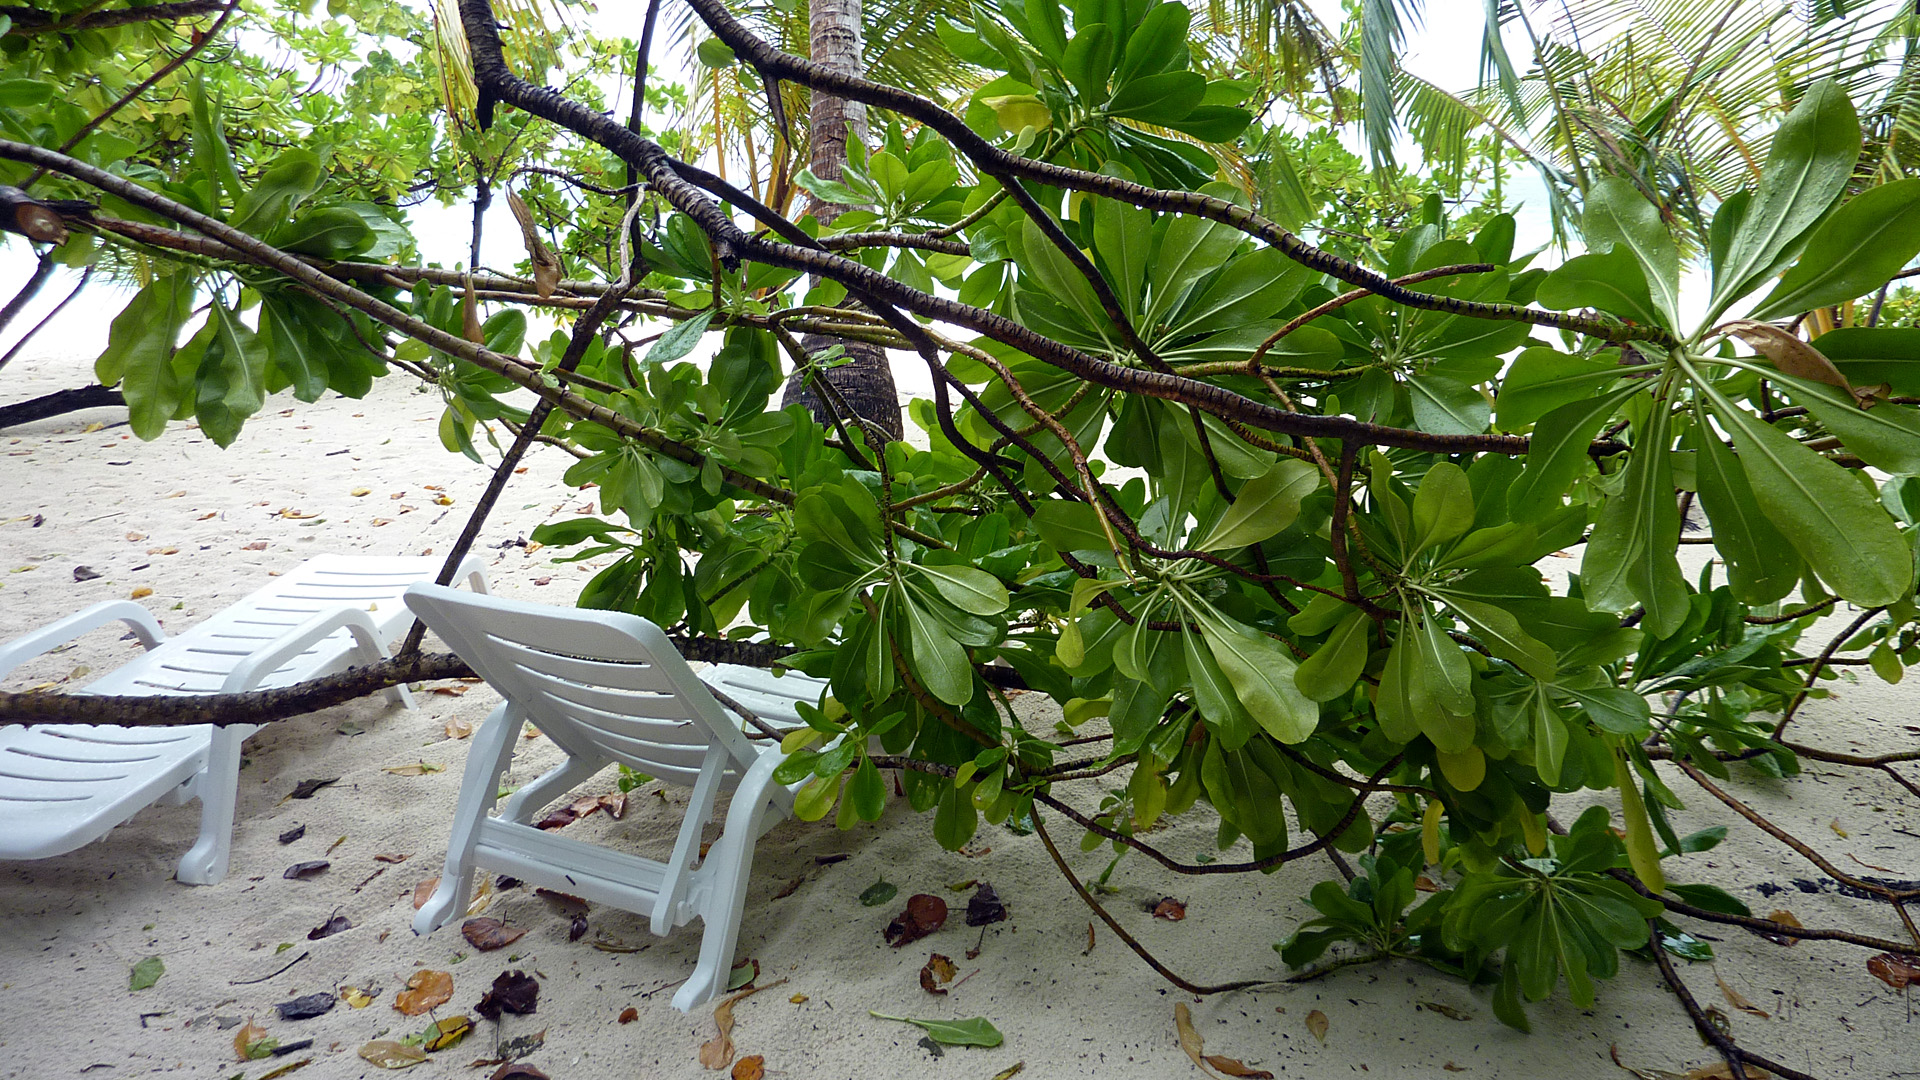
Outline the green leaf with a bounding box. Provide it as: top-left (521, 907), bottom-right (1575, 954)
top-left (1410, 605), bottom-right (1476, 752)
top-left (188, 73), bottom-right (243, 206)
top-left (859, 878), bottom-right (899, 907)
top-left (1294, 608), bottom-right (1370, 702)
top-left (129, 955), bottom-right (164, 991)
top-left (1200, 737), bottom-right (1289, 849)
top-left (1695, 372), bottom-right (1912, 605)
top-left (1785, 380), bottom-right (1920, 475)
top-left (1814, 327), bottom-right (1920, 395)
top-left (1147, 207), bottom-right (1240, 326)
top-left (913, 563), bottom-right (1009, 615)
top-left (193, 303), bottom-right (266, 448)
top-left (868, 1013), bottom-right (1004, 1047)
top-left (903, 599), bottom-right (974, 706)
top-left (1372, 621), bottom-right (1422, 745)
top-left (1561, 685), bottom-right (1652, 736)
top-left (0, 78), bottom-right (52, 109)
top-left (231, 149), bottom-right (323, 234)
top-left (1434, 592), bottom-right (1557, 680)
top-left (1061, 23), bottom-right (1115, 102)
top-left (97, 275), bottom-right (194, 441)
top-left (1407, 374), bottom-right (1489, 436)
top-left (848, 755), bottom-right (886, 822)
top-left (694, 37), bottom-right (736, 67)
top-left (1581, 402), bottom-right (1688, 636)
top-left (1106, 70), bottom-right (1204, 124)
top-left (1410, 461), bottom-right (1474, 557)
top-left (1090, 198), bottom-right (1149, 315)
top-left (1535, 247), bottom-right (1660, 328)
top-left (1507, 384), bottom-right (1641, 521)
top-left (1200, 613), bottom-right (1319, 744)
top-left (1112, 0), bottom-right (1190, 84)
top-left (1032, 500), bottom-right (1111, 556)
top-left (1748, 178), bottom-right (1920, 322)
top-left (793, 775), bottom-right (840, 821)
top-left (1531, 686), bottom-right (1568, 786)
top-left (1713, 79), bottom-right (1860, 318)
top-left (1194, 458), bottom-right (1318, 552)
top-left (1497, 347), bottom-right (1628, 431)
top-left (646, 310), bottom-right (714, 364)
top-left (1184, 627), bottom-right (1257, 749)
top-left (1688, 418), bottom-right (1801, 604)
top-left (1582, 175), bottom-right (1680, 328)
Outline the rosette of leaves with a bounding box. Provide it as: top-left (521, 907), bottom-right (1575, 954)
top-left (937, 0), bottom-right (1255, 187)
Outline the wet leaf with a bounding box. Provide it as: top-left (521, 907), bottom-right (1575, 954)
top-left (382, 761), bottom-right (444, 776)
top-left (1305, 1009), bottom-right (1329, 1043)
top-left (868, 1012), bottom-right (1003, 1047)
top-left (474, 970), bottom-right (538, 1020)
top-left (357, 1040), bottom-right (429, 1069)
top-left (286, 777), bottom-right (339, 800)
top-left (283, 860), bottom-right (330, 880)
top-left (129, 955), bottom-right (164, 991)
top-left (618, 1006), bottom-right (639, 1023)
top-left (278, 824), bottom-right (306, 844)
top-left (860, 879), bottom-right (899, 907)
top-left (424, 1015), bottom-right (473, 1051)
top-left (886, 894), bottom-right (949, 947)
top-left (393, 970), bottom-right (455, 1016)
top-left (1715, 974), bottom-right (1769, 1018)
top-left (1867, 952), bottom-right (1920, 989)
top-left (462, 918), bottom-right (527, 951)
top-left (920, 953), bottom-right (957, 994)
top-left (307, 915), bottom-right (351, 940)
top-left (1152, 897), bottom-right (1187, 921)
top-left (234, 1019), bottom-right (277, 1060)
top-left (275, 993), bottom-right (336, 1021)
top-left (965, 883), bottom-right (1007, 926)
top-left (732, 1055), bottom-right (766, 1080)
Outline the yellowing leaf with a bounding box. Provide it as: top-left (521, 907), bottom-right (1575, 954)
top-left (350, 488), bottom-right (371, 497)
top-left (393, 970), bottom-right (453, 1016)
top-left (383, 761), bottom-right (445, 776)
top-left (357, 1040), bottom-right (429, 1069)
top-left (1305, 1009), bottom-right (1329, 1043)
top-left (130, 587), bottom-right (153, 599)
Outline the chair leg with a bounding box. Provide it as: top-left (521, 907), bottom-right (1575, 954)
top-left (671, 792), bottom-right (780, 1012)
top-left (175, 724), bottom-right (254, 885)
top-left (497, 756), bottom-right (606, 825)
top-left (415, 703), bottom-right (521, 936)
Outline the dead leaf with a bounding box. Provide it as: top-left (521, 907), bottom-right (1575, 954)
top-left (505, 191), bottom-right (565, 300)
top-left (1830, 819), bottom-right (1849, 839)
top-left (990, 1066), bottom-right (1025, 1080)
top-left (374, 853), bottom-right (410, 864)
top-left (1174, 1003), bottom-right (1213, 1077)
top-left (731, 1055), bottom-right (765, 1080)
top-left (424, 1015), bottom-right (473, 1051)
top-left (618, 1006), bottom-right (639, 1024)
top-left (241, 541), bottom-right (268, 551)
top-left (474, 970), bottom-right (539, 1020)
top-left (919, 953), bottom-right (957, 994)
top-left (1759, 910), bottom-right (1804, 947)
top-left (358, 1040), bottom-right (429, 1069)
top-left (462, 276), bottom-right (483, 344)
top-left (442, 718), bottom-right (474, 742)
top-left (462, 918), bottom-right (527, 952)
top-left (275, 992), bottom-right (336, 1021)
top-left (286, 778), bottom-right (339, 801)
top-left (234, 1020), bottom-right (273, 1061)
top-left (1152, 897), bottom-right (1187, 921)
top-left (283, 860), bottom-right (330, 880)
top-left (1420, 1001), bottom-right (1472, 1021)
top-left (350, 488), bottom-right (371, 497)
top-left (1084, 922), bottom-right (1095, 956)
top-left (1305, 1009), bottom-right (1329, 1043)
top-left (965, 882), bottom-right (1007, 926)
top-left (535, 888), bottom-right (589, 915)
top-left (1867, 952), bottom-right (1920, 989)
top-left (382, 761), bottom-right (445, 776)
top-left (129, 586), bottom-right (153, 599)
top-left (885, 894), bottom-right (949, 947)
top-left (340, 985), bottom-right (376, 1009)
top-left (601, 791), bottom-right (627, 820)
top-left (1205, 1055), bottom-right (1274, 1079)
top-left (790, 994), bottom-right (808, 1004)
top-left (393, 970), bottom-right (455, 1016)
top-left (73, 565), bottom-right (99, 582)
top-left (570, 914), bottom-right (589, 942)
top-left (412, 878), bottom-right (439, 909)
top-left (307, 915), bottom-right (351, 940)
top-left (1715, 319), bottom-right (1868, 404)
top-left (1715, 973), bottom-right (1770, 1018)
top-left (771, 876), bottom-right (805, 900)
top-left (1443, 1065), bottom-right (1466, 1073)
top-left (699, 996), bottom-right (738, 1070)
top-left (279, 824), bottom-right (306, 844)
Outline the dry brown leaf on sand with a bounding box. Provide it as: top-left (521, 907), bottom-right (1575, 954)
top-left (698, 977), bottom-right (790, 1071)
top-left (1867, 952), bottom-right (1920, 989)
top-left (394, 970), bottom-right (454, 1015)
top-left (444, 717), bottom-right (474, 739)
top-left (919, 953), bottom-right (957, 995)
top-left (358, 1039), bottom-right (430, 1070)
top-left (1152, 896), bottom-right (1188, 921)
top-left (1205, 1055), bottom-right (1274, 1078)
top-left (462, 918), bottom-right (527, 951)
top-left (884, 894), bottom-right (949, 947)
top-left (1760, 909), bottom-right (1804, 947)
top-left (1305, 1009), bottom-right (1329, 1043)
top-left (1715, 973), bottom-right (1769, 1018)
top-left (412, 877), bottom-right (439, 910)
top-left (731, 1056), bottom-right (766, 1080)
top-left (1174, 1003), bottom-right (1219, 1079)
top-left (233, 1020), bottom-right (271, 1061)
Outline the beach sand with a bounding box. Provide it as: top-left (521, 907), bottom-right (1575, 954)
top-left (2, 349), bottom-right (1915, 1079)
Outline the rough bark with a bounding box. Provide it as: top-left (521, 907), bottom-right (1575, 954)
top-left (780, 0), bottom-right (904, 442)
top-left (0, 1), bottom-right (225, 35)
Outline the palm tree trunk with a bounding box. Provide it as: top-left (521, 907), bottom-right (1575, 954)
top-left (781, 0), bottom-right (903, 442)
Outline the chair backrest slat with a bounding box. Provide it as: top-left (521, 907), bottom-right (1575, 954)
top-left (402, 584), bottom-right (761, 783)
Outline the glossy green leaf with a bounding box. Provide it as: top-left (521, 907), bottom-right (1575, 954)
top-left (1531, 687), bottom-right (1569, 786)
top-left (1200, 737), bottom-right (1288, 849)
top-left (1411, 606), bottom-right (1476, 752)
top-left (1434, 592), bottom-right (1557, 679)
top-left (793, 775), bottom-right (839, 821)
top-left (1496, 347), bottom-right (1628, 431)
top-left (848, 755), bottom-right (886, 822)
top-left (1581, 402), bottom-right (1688, 636)
top-left (903, 599), bottom-right (974, 705)
top-left (1408, 374), bottom-right (1490, 436)
top-left (1507, 384), bottom-right (1642, 521)
top-left (1184, 627), bottom-right (1257, 749)
top-left (1748, 178), bottom-right (1920, 321)
top-left (913, 563), bottom-right (1010, 615)
top-left (1784, 379), bottom-right (1920, 475)
top-left (1294, 608), bottom-right (1370, 702)
top-left (97, 275), bottom-right (193, 441)
top-left (1535, 246), bottom-right (1660, 328)
top-left (1814, 327), bottom-right (1920, 395)
top-left (1410, 461), bottom-right (1474, 557)
top-left (1689, 420), bottom-right (1801, 604)
top-left (1200, 613), bottom-right (1319, 744)
top-left (1582, 175), bottom-right (1680, 328)
top-left (1696, 374), bottom-right (1911, 605)
top-left (1105, 70), bottom-right (1204, 124)
top-left (1061, 23), bottom-right (1115, 102)
top-left (868, 1013), bottom-right (1004, 1047)
top-left (645, 310), bottom-right (714, 363)
top-left (1713, 79), bottom-right (1860, 318)
top-left (1194, 458), bottom-right (1318, 552)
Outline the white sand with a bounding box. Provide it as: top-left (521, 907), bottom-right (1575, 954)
top-left (2, 349), bottom-right (1915, 1079)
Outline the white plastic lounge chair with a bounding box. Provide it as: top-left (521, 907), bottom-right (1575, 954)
top-left (0, 554), bottom-right (489, 885)
top-left (400, 583), bottom-right (830, 1012)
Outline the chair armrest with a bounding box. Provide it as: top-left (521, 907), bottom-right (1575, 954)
top-left (220, 606), bottom-right (387, 693)
top-left (0, 601), bottom-right (166, 683)
top-left (447, 554), bottom-right (491, 596)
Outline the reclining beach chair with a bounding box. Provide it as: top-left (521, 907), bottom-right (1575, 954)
top-left (400, 583), bottom-right (830, 1012)
top-left (0, 554), bottom-right (489, 885)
